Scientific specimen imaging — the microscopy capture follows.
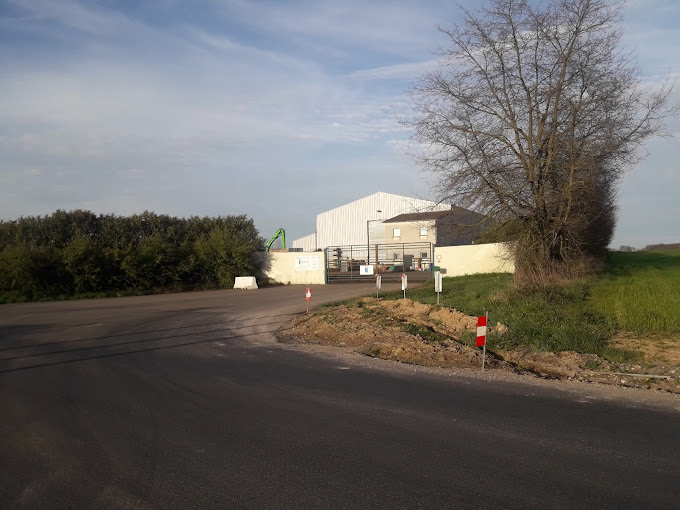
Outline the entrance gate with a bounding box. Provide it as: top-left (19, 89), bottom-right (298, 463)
top-left (325, 242), bottom-right (434, 283)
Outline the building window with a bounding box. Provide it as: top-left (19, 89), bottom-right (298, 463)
top-left (393, 252), bottom-right (399, 261)
top-left (421, 252), bottom-right (428, 259)
top-left (393, 228), bottom-right (400, 239)
top-left (419, 227), bottom-right (428, 237)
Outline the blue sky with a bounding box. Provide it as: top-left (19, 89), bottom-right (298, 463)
top-left (1, 0), bottom-right (678, 248)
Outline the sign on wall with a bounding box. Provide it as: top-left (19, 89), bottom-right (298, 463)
top-left (295, 256), bottom-right (321, 271)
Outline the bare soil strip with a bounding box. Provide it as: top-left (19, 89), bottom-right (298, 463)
top-left (278, 297), bottom-right (680, 394)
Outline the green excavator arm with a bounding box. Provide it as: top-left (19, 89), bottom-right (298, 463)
top-left (265, 228), bottom-right (286, 251)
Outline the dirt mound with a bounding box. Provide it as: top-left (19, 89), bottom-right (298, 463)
top-left (376, 298), bottom-right (432, 319)
top-left (279, 298), bottom-right (491, 369)
top-left (429, 307), bottom-right (477, 337)
top-left (496, 349), bottom-right (594, 379)
top-left (277, 298), bottom-right (680, 393)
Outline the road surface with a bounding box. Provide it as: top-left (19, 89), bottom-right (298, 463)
top-left (1, 285), bottom-right (679, 509)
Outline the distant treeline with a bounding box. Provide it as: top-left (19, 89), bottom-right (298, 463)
top-left (645, 243), bottom-right (680, 252)
top-left (618, 243), bottom-right (680, 253)
top-left (0, 210), bottom-right (264, 302)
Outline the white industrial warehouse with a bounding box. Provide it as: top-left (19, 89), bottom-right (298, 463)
top-left (291, 191), bottom-right (451, 252)
top-left (259, 191), bottom-right (513, 285)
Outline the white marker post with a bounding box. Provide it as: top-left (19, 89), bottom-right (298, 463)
top-left (376, 274), bottom-right (381, 298)
top-left (434, 271), bottom-right (442, 305)
top-left (476, 313), bottom-right (488, 371)
top-left (305, 287), bottom-right (312, 313)
top-left (401, 273), bottom-right (407, 298)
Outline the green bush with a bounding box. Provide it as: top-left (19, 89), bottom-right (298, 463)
top-left (0, 210), bottom-right (265, 302)
top-left (0, 245), bottom-right (35, 299)
top-left (63, 236), bottom-right (100, 293)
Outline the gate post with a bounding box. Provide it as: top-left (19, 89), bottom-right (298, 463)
top-left (350, 245), bottom-right (353, 280)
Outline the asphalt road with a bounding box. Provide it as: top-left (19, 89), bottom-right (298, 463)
top-left (1, 285), bottom-right (679, 509)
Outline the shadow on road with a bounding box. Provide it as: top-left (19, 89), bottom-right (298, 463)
top-left (0, 313), bottom-right (300, 353)
top-left (0, 318), bottom-right (300, 374)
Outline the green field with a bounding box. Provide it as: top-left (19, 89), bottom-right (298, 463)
top-left (589, 252), bottom-right (680, 334)
top-left (385, 251), bottom-right (680, 361)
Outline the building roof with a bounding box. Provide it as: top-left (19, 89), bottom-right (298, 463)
top-left (383, 210), bottom-right (452, 223)
top-left (383, 206), bottom-right (484, 224)
top-left (316, 191), bottom-right (448, 217)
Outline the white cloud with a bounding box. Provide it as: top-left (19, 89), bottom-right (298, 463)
top-left (5, 0), bottom-right (146, 37)
top-left (210, 0), bottom-right (446, 57)
top-left (1, 0), bottom-right (678, 245)
top-left (348, 59), bottom-right (440, 81)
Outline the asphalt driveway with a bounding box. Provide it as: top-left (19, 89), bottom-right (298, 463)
top-left (1, 285), bottom-right (679, 509)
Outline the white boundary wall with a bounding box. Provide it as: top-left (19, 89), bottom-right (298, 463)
top-left (434, 243), bottom-right (514, 277)
top-left (256, 251), bottom-right (326, 285)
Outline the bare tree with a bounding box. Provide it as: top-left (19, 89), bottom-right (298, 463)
top-left (408, 0), bottom-right (676, 283)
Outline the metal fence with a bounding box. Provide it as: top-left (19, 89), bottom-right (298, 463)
top-left (325, 242), bottom-right (433, 282)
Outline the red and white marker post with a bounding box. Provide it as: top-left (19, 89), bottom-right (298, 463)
top-left (305, 287), bottom-right (312, 313)
top-left (477, 313), bottom-right (488, 371)
top-left (401, 273), bottom-right (407, 298)
top-left (376, 274), bottom-right (381, 298)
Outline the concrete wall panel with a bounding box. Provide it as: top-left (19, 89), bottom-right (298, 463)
top-left (434, 243), bottom-right (514, 277)
top-left (256, 252), bottom-right (326, 285)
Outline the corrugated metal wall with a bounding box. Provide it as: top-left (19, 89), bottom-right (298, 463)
top-left (368, 220), bottom-right (386, 263)
top-left (316, 192), bottom-right (449, 249)
top-left (291, 232), bottom-right (317, 251)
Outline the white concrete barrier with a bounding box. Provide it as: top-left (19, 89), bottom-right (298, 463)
top-left (233, 276), bottom-right (259, 289)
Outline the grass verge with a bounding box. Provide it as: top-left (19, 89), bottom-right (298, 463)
top-left (385, 274), bottom-right (629, 360)
top-left (376, 251), bottom-right (680, 361)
